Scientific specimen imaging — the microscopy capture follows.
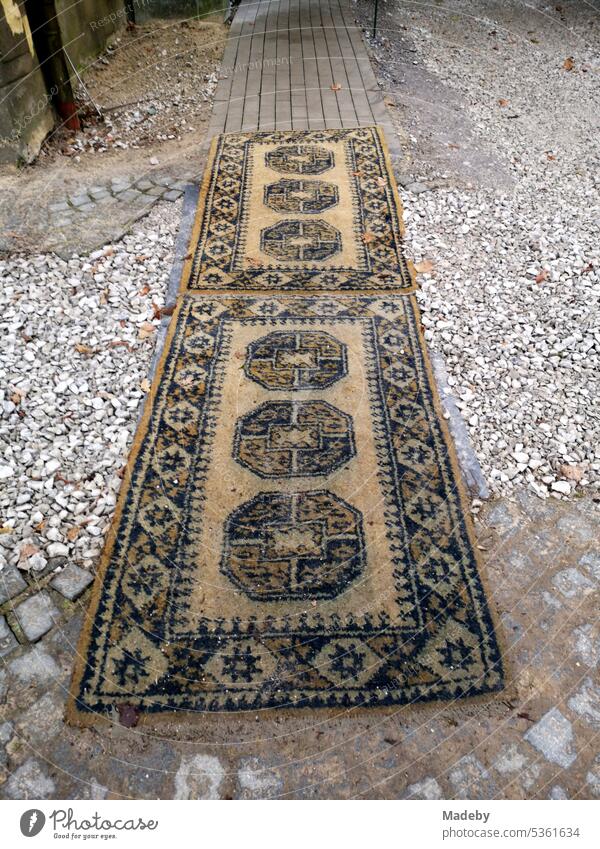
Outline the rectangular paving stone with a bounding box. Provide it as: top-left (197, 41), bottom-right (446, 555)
top-left (88, 187), bottom-right (110, 199)
top-left (50, 563), bottom-right (93, 600)
top-left (524, 708), bottom-right (577, 768)
top-left (117, 189), bottom-right (142, 202)
top-left (69, 193), bottom-right (91, 207)
top-left (13, 591), bottom-right (60, 642)
top-left (0, 615), bottom-right (18, 657)
top-left (0, 562), bottom-right (28, 604)
top-left (49, 201), bottom-right (70, 213)
top-left (163, 189), bottom-right (183, 202)
top-left (145, 185), bottom-right (166, 197)
top-left (135, 179), bottom-right (154, 191)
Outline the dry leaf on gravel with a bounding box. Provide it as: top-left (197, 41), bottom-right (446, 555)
top-left (498, 98), bottom-right (509, 107)
top-left (140, 378), bottom-right (151, 393)
top-left (330, 83), bottom-right (342, 92)
top-left (138, 322), bottom-right (156, 339)
top-left (414, 259), bottom-right (435, 274)
top-left (534, 269), bottom-right (548, 284)
top-left (562, 57), bottom-right (574, 71)
top-left (559, 463), bottom-right (584, 482)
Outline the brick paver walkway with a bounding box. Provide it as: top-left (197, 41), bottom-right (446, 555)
top-left (207, 0), bottom-right (399, 154)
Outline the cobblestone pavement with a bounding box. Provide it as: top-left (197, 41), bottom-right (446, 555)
top-left (1, 493), bottom-right (599, 799)
top-left (0, 167), bottom-right (199, 258)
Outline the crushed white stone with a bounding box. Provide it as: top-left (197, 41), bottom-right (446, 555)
top-left (0, 200), bottom-right (181, 571)
top-left (372, 1), bottom-right (600, 499)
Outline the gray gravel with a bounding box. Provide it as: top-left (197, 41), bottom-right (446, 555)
top-left (0, 201), bottom-right (181, 575)
top-left (360, 0), bottom-right (600, 500)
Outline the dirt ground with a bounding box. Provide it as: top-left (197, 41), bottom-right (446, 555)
top-left (0, 19), bottom-right (227, 255)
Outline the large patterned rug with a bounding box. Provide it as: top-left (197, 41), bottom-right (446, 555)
top-left (182, 127), bottom-right (416, 293)
top-left (69, 292), bottom-right (504, 721)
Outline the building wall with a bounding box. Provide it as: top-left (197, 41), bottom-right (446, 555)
top-left (0, 0), bottom-right (54, 164)
top-left (55, 0), bottom-right (124, 72)
top-left (0, 0), bottom-right (125, 164)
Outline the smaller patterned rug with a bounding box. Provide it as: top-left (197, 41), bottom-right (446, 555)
top-left (183, 127), bottom-right (416, 293)
top-left (68, 295), bottom-right (504, 722)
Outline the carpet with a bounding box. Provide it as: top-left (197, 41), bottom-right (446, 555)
top-left (182, 127), bottom-right (416, 293)
top-left (69, 295), bottom-right (504, 721)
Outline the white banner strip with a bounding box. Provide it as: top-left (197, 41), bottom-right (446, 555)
top-left (0, 800), bottom-right (598, 848)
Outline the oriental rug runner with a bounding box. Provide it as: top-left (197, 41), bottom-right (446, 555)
top-left (181, 126), bottom-right (416, 294)
top-left (69, 291), bottom-right (504, 722)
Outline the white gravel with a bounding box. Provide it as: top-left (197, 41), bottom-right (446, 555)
top-left (0, 201), bottom-right (181, 573)
top-left (367, 0), bottom-right (600, 500)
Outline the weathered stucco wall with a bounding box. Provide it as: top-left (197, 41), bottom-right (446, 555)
top-left (0, 0), bottom-right (54, 164)
top-left (0, 0), bottom-right (125, 164)
top-left (55, 0), bottom-right (124, 72)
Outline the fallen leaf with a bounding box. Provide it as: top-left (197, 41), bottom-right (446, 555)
top-left (55, 472), bottom-right (76, 485)
top-left (138, 284), bottom-right (150, 296)
top-left (582, 262), bottom-right (594, 274)
top-left (99, 289), bottom-right (108, 305)
top-left (414, 259), bottom-right (435, 274)
top-left (10, 390), bottom-right (23, 405)
top-left (546, 153), bottom-right (556, 161)
top-left (447, 142), bottom-right (460, 150)
top-left (159, 305), bottom-right (175, 318)
top-left (117, 703), bottom-right (140, 728)
top-left (19, 543), bottom-right (39, 560)
top-left (562, 56), bottom-right (574, 71)
top-left (0, 526), bottom-right (12, 535)
top-left (140, 378), bottom-right (151, 393)
top-left (246, 257), bottom-right (262, 267)
top-left (138, 321), bottom-right (156, 339)
top-left (75, 343), bottom-right (95, 356)
top-left (67, 526), bottom-right (81, 542)
top-left (534, 269), bottom-right (548, 284)
top-left (182, 252), bottom-right (193, 261)
top-left (498, 98), bottom-right (509, 107)
top-left (34, 520), bottom-right (46, 533)
top-left (362, 231), bottom-right (376, 244)
top-left (330, 83), bottom-right (342, 92)
top-left (559, 463), bottom-right (584, 482)
top-left (135, 254), bottom-right (149, 262)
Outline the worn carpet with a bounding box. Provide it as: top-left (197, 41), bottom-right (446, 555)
top-left (182, 126), bottom-right (416, 293)
top-left (69, 295), bottom-right (504, 721)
